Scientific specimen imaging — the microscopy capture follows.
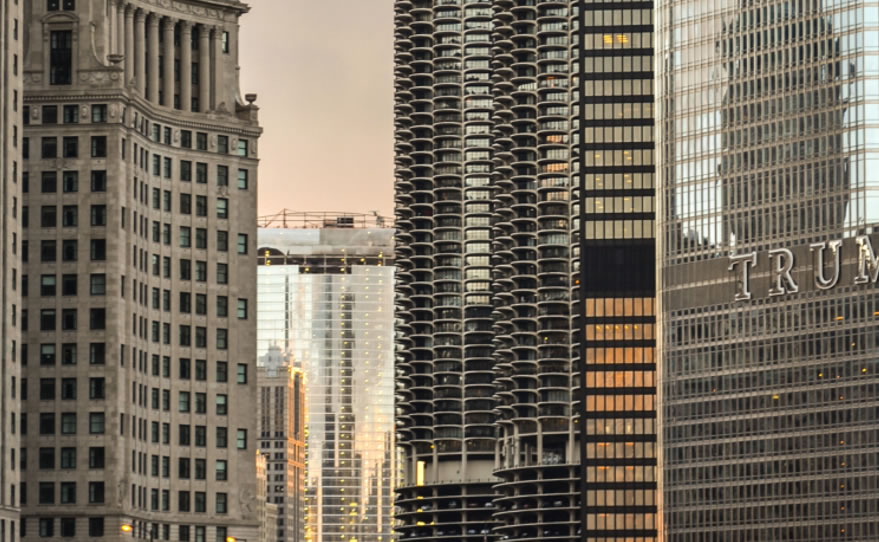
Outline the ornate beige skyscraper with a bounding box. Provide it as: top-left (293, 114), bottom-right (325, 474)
top-left (257, 347), bottom-right (306, 542)
top-left (0, 0), bottom-right (23, 538)
top-left (20, 1), bottom-right (261, 540)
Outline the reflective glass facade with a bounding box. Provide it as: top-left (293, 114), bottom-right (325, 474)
top-left (657, 0), bottom-right (879, 539)
top-left (257, 227), bottom-right (396, 542)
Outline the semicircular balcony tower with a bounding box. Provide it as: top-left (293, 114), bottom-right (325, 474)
top-left (394, 0), bottom-right (500, 540)
top-left (395, 1), bottom-right (659, 542)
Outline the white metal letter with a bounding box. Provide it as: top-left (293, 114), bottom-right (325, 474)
top-left (855, 235), bottom-right (879, 284)
top-left (810, 240), bottom-right (842, 290)
top-left (768, 248), bottom-right (798, 296)
top-left (729, 252), bottom-right (757, 301)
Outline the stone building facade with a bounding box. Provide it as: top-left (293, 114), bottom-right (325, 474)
top-left (0, 0), bottom-right (23, 538)
top-left (20, 0), bottom-right (261, 540)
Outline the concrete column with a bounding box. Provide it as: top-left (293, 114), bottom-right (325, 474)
top-left (108, 0), bottom-right (117, 54)
top-left (134, 9), bottom-right (146, 95)
top-left (180, 21), bottom-right (193, 112)
top-left (124, 4), bottom-right (135, 83)
top-left (147, 13), bottom-right (160, 103)
top-left (162, 17), bottom-right (176, 107)
top-left (212, 26), bottom-right (224, 110)
top-left (116, 0), bottom-right (125, 54)
top-left (198, 25), bottom-right (210, 112)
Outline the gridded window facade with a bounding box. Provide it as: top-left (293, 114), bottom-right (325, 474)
top-left (657, 0), bottom-right (879, 539)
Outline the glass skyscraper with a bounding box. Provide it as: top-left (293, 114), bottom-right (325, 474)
top-left (257, 217), bottom-right (396, 542)
top-left (657, 0), bottom-right (879, 539)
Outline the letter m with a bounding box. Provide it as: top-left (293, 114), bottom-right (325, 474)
top-left (855, 235), bottom-right (879, 284)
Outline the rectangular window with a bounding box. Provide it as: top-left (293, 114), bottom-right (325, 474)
top-left (90, 205), bottom-right (107, 226)
top-left (89, 412), bottom-right (105, 434)
top-left (88, 481), bottom-right (104, 503)
top-left (237, 168), bottom-right (248, 189)
top-left (62, 105), bottom-right (78, 123)
top-left (91, 104), bottom-right (107, 123)
top-left (90, 170), bottom-right (107, 191)
top-left (39, 379), bottom-right (57, 401)
top-left (236, 429), bottom-right (247, 449)
top-left (41, 171), bottom-right (57, 193)
top-left (180, 193), bottom-right (191, 214)
top-left (216, 426), bottom-right (228, 448)
top-left (179, 226), bottom-right (191, 247)
top-left (89, 308), bottom-right (105, 330)
top-left (89, 343), bottom-right (105, 365)
top-left (196, 162), bottom-right (208, 183)
top-left (60, 482), bottom-right (76, 504)
top-left (217, 198), bottom-right (228, 218)
top-left (50, 31), bottom-right (73, 85)
top-left (39, 447), bottom-right (55, 469)
top-left (39, 482), bottom-right (54, 504)
top-left (88, 518), bottom-right (104, 537)
top-left (217, 231), bottom-right (228, 251)
top-left (217, 165), bottom-right (228, 186)
top-left (88, 378), bottom-right (105, 399)
top-left (39, 518), bottom-right (54, 538)
top-left (61, 274), bottom-right (76, 296)
top-left (60, 413), bottom-right (76, 434)
top-left (178, 491), bottom-right (190, 512)
top-left (196, 196), bottom-right (207, 217)
top-left (195, 261), bottom-right (206, 282)
top-left (216, 492), bottom-right (227, 514)
top-left (90, 239), bottom-right (106, 261)
top-left (89, 274), bottom-right (105, 295)
top-left (195, 228), bottom-right (207, 249)
top-left (60, 447), bottom-right (76, 468)
top-left (217, 263), bottom-right (228, 284)
top-left (195, 425), bottom-right (206, 446)
top-left (88, 447), bottom-right (104, 469)
top-left (90, 136), bottom-right (107, 158)
top-left (217, 295), bottom-right (228, 317)
top-left (62, 136), bottom-right (78, 158)
top-left (63, 171), bottom-right (78, 192)
top-left (41, 138), bottom-right (57, 159)
top-left (179, 425), bottom-right (191, 446)
top-left (60, 378), bottom-right (76, 399)
top-left (180, 160), bottom-right (192, 181)
top-left (178, 391), bottom-right (190, 413)
top-left (43, 105), bottom-right (59, 124)
top-left (40, 275), bottom-right (56, 296)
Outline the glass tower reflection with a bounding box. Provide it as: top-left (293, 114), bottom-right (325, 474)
top-left (658, 0), bottom-right (879, 539)
top-left (257, 223), bottom-right (396, 542)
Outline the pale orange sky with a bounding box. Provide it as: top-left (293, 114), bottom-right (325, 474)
top-left (240, 0), bottom-right (395, 220)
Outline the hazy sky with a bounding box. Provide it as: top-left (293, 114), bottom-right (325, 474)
top-left (240, 0), bottom-right (395, 220)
